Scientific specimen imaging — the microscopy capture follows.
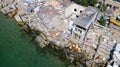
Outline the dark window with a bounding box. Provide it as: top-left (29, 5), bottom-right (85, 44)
top-left (76, 15), bottom-right (79, 18)
top-left (74, 8), bottom-right (77, 11)
top-left (80, 10), bottom-right (82, 13)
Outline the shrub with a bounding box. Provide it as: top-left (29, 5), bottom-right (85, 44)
top-left (99, 16), bottom-right (106, 26)
top-left (71, 0), bottom-right (97, 7)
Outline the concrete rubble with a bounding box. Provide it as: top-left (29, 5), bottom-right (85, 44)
top-left (0, 0), bottom-right (120, 66)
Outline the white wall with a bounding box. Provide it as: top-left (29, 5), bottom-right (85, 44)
top-left (65, 3), bottom-right (85, 19)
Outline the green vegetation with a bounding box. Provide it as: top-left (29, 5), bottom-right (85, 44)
top-left (99, 16), bottom-right (106, 26)
top-left (71, 0), bottom-right (97, 6)
top-left (102, 4), bottom-right (107, 12)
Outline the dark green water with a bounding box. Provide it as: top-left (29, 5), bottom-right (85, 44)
top-left (0, 12), bottom-right (65, 67)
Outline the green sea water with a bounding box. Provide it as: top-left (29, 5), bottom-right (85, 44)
top-left (0, 12), bottom-right (65, 67)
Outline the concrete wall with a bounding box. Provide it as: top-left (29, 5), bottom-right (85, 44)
top-left (105, 0), bottom-right (120, 8)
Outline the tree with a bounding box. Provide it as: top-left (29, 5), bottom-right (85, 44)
top-left (99, 16), bottom-right (106, 26)
top-left (89, 0), bottom-right (97, 6)
top-left (71, 0), bottom-right (97, 6)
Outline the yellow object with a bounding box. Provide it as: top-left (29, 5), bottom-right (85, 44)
top-left (110, 18), bottom-right (120, 26)
top-left (18, 22), bottom-right (24, 26)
